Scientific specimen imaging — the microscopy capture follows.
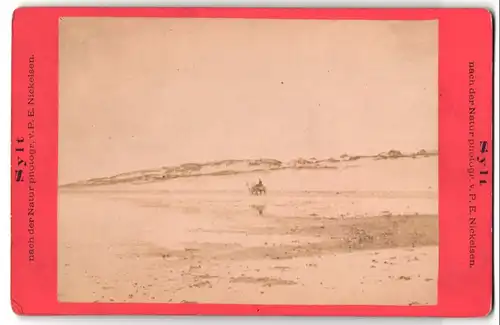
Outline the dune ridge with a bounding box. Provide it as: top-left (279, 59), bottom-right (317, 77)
top-left (61, 149), bottom-right (437, 188)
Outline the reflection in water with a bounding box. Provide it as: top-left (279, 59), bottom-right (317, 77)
top-left (250, 204), bottom-right (266, 216)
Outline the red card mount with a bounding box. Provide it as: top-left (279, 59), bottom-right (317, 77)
top-left (11, 7), bottom-right (493, 316)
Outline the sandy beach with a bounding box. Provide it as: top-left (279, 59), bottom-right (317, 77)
top-left (58, 155), bottom-right (438, 305)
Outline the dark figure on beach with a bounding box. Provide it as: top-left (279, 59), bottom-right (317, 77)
top-left (246, 178), bottom-right (267, 196)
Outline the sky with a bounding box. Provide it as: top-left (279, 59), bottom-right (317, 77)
top-left (59, 18), bottom-right (437, 184)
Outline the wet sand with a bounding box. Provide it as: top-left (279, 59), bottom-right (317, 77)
top-left (58, 157), bottom-right (438, 305)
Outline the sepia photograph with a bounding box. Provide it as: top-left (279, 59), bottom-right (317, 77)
top-left (57, 17), bottom-right (438, 306)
